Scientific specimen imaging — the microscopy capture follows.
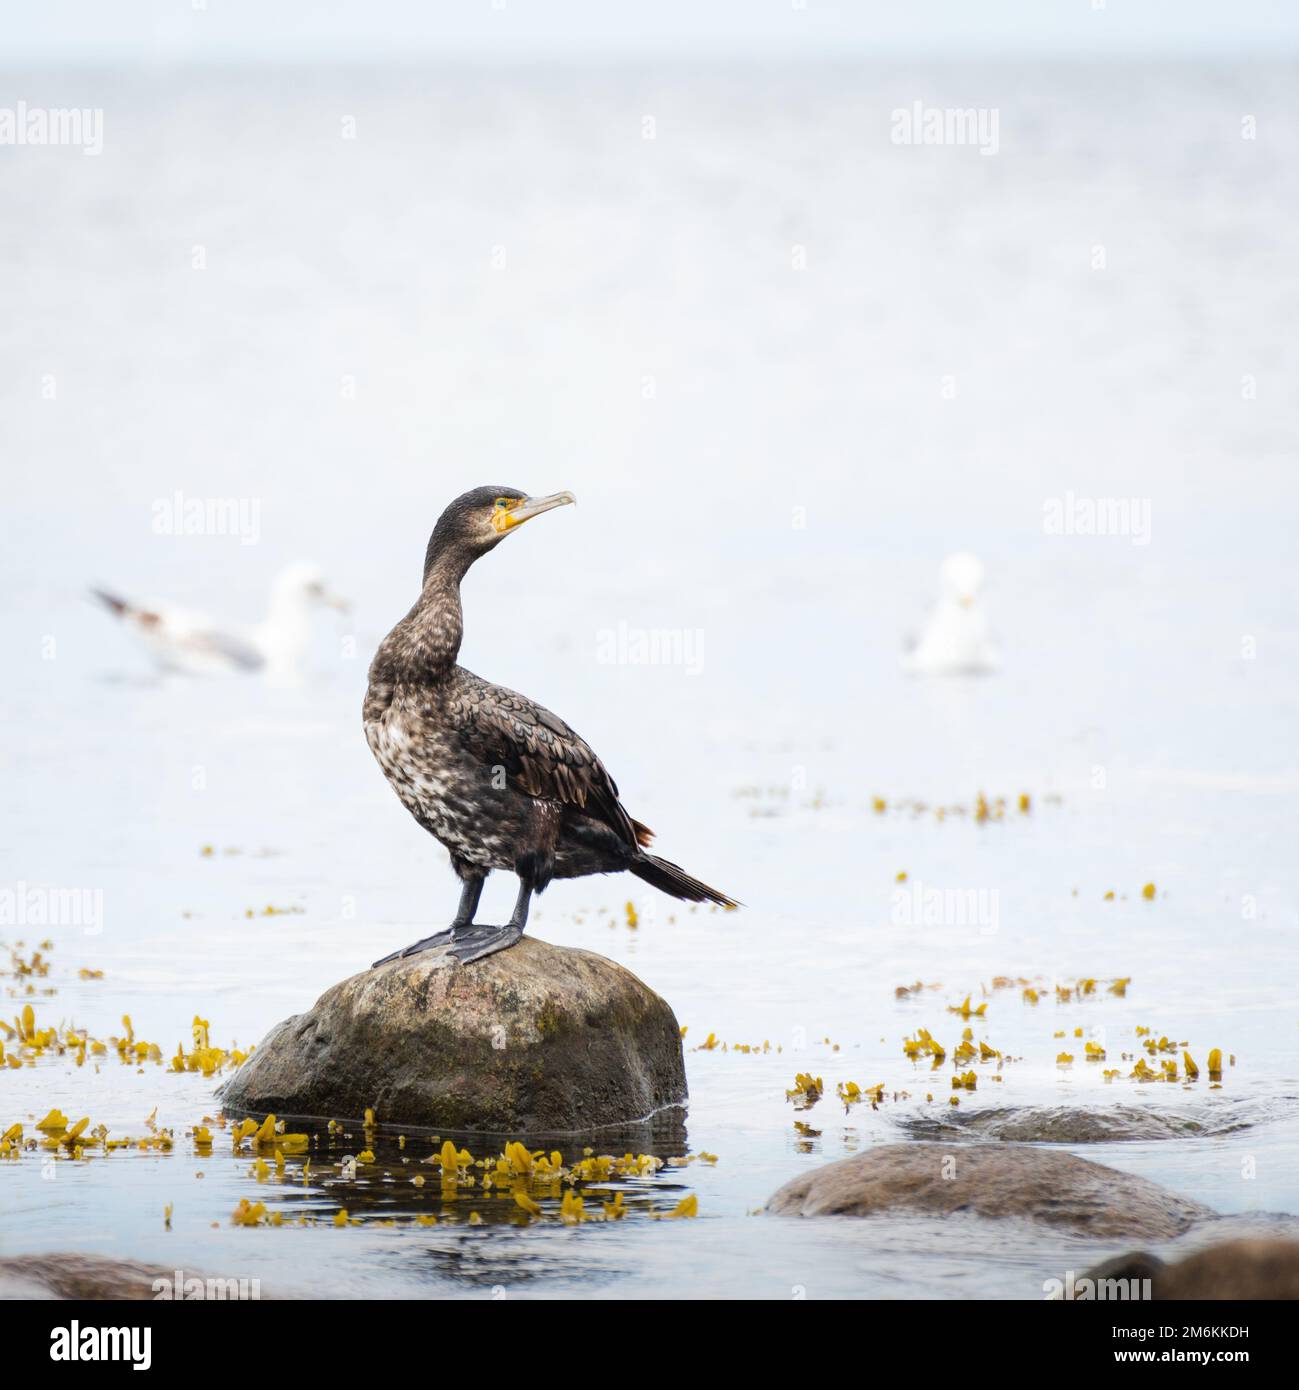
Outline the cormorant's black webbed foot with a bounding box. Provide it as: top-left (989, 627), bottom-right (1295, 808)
top-left (445, 922), bottom-right (523, 964)
top-left (371, 927), bottom-right (458, 968)
top-left (444, 877), bottom-right (530, 963)
top-left (372, 878), bottom-right (530, 968)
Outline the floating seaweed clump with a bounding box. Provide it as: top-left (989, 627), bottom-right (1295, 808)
top-left (3, 1109), bottom-right (175, 1159)
top-left (894, 981), bottom-right (943, 999)
top-left (219, 1131), bottom-right (695, 1230)
top-left (1021, 976), bottom-right (1130, 1005)
top-left (869, 791), bottom-right (1042, 822)
top-left (172, 1017), bottom-right (254, 1076)
top-left (8, 1103), bottom-right (703, 1230)
top-left (689, 1030), bottom-right (776, 1054)
top-left (785, 1073), bottom-right (823, 1109)
top-left (952, 1032), bottom-right (1002, 1066)
top-left (902, 1028), bottom-right (946, 1064)
top-left (229, 1114), bottom-right (309, 1154)
top-left (1120, 1040), bottom-right (1231, 1085)
top-left (2, 943), bottom-right (53, 982)
top-left (3, 941), bottom-right (105, 998)
top-left (836, 1080), bottom-right (885, 1107)
top-left (1100, 883), bottom-right (1157, 903)
top-left (1, 1006), bottom-right (251, 1076)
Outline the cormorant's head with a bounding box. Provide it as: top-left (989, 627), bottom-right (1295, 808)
top-left (424, 486), bottom-right (576, 579)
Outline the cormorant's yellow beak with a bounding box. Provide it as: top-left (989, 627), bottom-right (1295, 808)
top-left (494, 491), bottom-right (576, 533)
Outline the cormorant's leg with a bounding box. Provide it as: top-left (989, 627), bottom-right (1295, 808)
top-left (446, 878), bottom-right (531, 964)
top-left (450, 874), bottom-right (487, 930)
top-left (371, 874), bottom-right (486, 968)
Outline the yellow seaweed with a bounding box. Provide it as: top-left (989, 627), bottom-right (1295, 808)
top-left (513, 1190), bottom-right (543, 1217)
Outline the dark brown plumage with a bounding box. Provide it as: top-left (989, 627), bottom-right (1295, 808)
top-left (364, 486), bottom-right (737, 965)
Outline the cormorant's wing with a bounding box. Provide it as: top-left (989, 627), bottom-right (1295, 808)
top-left (450, 672), bottom-right (643, 850)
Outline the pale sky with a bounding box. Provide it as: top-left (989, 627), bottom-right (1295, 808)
top-left (3, 0), bottom-right (1298, 63)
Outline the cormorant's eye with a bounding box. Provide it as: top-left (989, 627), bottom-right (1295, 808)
top-left (490, 496), bottom-right (521, 532)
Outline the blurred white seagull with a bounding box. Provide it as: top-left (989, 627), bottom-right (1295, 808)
top-left (92, 562), bottom-right (348, 680)
top-left (904, 552), bottom-right (998, 675)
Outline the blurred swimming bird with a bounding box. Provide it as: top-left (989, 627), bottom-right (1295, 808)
top-left (92, 562), bottom-right (348, 680)
top-left (365, 486), bottom-right (738, 967)
top-left (904, 552), bottom-right (998, 675)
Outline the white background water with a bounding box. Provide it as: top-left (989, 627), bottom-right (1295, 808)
top-left (2, 59), bottom-right (1298, 1297)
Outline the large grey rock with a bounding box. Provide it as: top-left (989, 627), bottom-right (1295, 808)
top-left (219, 935), bottom-right (686, 1133)
top-left (1081, 1239), bottom-right (1299, 1299)
top-left (766, 1142), bottom-right (1213, 1239)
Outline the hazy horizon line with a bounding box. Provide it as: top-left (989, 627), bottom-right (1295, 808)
top-left (3, 46), bottom-right (1297, 70)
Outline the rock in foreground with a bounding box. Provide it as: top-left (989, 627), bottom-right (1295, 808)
top-left (766, 1142), bottom-right (1212, 1239)
top-left (1081, 1238), bottom-right (1299, 1299)
top-left (219, 936), bottom-right (686, 1133)
top-left (0, 1254), bottom-right (243, 1300)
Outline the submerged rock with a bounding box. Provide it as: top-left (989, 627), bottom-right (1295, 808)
top-left (1080, 1239), bottom-right (1299, 1299)
top-left (766, 1142), bottom-right (1212, 1239)
top-left (0, 1253), bottom-right (248, 1300)
top-left (898, 1104), bottom-right (1219, 1144)
top-left (219, 936), bottom-right (686, 1133)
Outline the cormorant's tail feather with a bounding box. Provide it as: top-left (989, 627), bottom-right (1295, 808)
top-left (631, 854), bottom-right (739, 908)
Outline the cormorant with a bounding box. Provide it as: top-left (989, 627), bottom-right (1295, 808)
top-left (365, 486), bottom-right (737, 966)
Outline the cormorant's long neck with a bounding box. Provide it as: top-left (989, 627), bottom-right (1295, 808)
top-left (408, 551), bottom-right (469, 672)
